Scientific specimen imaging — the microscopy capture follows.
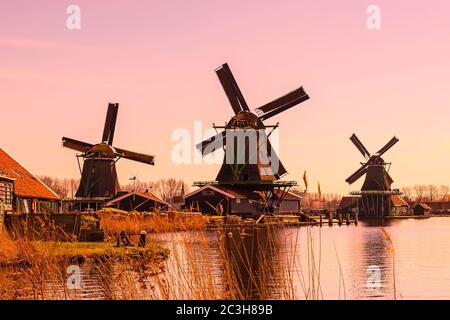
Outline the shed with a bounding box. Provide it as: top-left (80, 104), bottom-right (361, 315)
top-left (391, 195), bottom-right (409, 215)
top-left (413, 203), bottom-right (431, 216)
top-left (337, 196), bottom-right (359, 214)
top-left (105, 191), bottom-right (168, 212)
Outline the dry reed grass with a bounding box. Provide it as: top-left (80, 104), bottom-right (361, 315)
top-left (99, 211), bottom-right (207, 238)
top-left (0, 216), bottom-right (331, 300)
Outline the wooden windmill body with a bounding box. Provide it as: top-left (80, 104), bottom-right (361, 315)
top-left (195, 63), bottom-right (309, 215)
top-left (346, 134), bottom-right (399, 217)
top-left (62, 103), bottom-right (155, 202)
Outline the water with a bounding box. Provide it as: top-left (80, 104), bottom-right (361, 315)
top-left (153, 217), bottom-right (450, 300)
top-left (3, 217), bottom-right (450, 299)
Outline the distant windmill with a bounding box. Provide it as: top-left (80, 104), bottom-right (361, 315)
top-left (346, 133), bottom-right (399, 191)
top-left (62, 103), bottom-right (155, 199)
top-left (345, 133), bottom-right (400, 217)
top-left (129, 172), bottom-right (140, 192)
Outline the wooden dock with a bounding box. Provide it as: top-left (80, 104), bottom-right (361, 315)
top-left (205, 212), bottom-right (358, 228)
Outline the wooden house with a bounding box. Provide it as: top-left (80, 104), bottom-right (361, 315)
top-left (337, 196), bottom-right (359, 215)
top-left (105, 191), bottom-right (168, 212)
top-left (183, 184), bottom-right (301, 216)
top-left (0, 148), bottom-right (60, 213)
top-left (424, 201), bottom-right (450, 214)
top-left (391, 195), bottom-right (409, 215)
top-left (413, 203), bottom-right (431, 216)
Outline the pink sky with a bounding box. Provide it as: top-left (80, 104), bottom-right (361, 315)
top-left (1, 0), bottom-right (449, 194)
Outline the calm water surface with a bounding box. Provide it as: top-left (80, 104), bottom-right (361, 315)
top-left (4, 217), bottom-right (450, 299)
top-left (154, 217), bottom-right (450, 300)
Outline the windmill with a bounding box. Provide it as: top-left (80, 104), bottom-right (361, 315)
top-left (196, 63), bottom-right (309, 185)
top-left (62, 103), bottom-right (155, 199)
top-left (346, 133), bottom-right (399, 217)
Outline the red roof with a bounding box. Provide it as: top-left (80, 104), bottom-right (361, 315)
top-left (391, 195), bottom-right (408, 207)
top-left (106, 191), bottom-right (167, 206)
top-left (0, 148), bottom-right (59, 200)
top-left (415, 203), bottom-right (432, 210)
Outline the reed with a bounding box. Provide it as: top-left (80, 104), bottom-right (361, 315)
top-left (99, 211), bottom-right (207, 237)
top-left (0, 218), bottom-right (331, 300)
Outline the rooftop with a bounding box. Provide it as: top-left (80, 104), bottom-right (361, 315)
top-left (0, 148), bottom-right (59, 201)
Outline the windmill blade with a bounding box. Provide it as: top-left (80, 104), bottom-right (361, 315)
top-left (256, 87), bottom-right (309, 121)
top-left (215, 63), bottom-right (250, 114)
top-left (255, 86), bottom-right (308, 116)
top-left (345, 163), bottom-right (369, 184)
top-left (62, 137), bottom-right (93, 153)
top-left (114, 147), bottom-right (155, 165)
top-left (196, 131), bottom-right (227, 156)
top-left (350, 134), bottom-right (371, 160)
top-left (376, 136), bottom-right (399, 157)
top-left (102, 103), bottom-right (119, 145)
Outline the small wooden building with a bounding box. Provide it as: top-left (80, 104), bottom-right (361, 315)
top-left (391, 195), bottom-right (409, 215)
top-left (413, 203), bottom-right (431, 216)
top-left (337, 196), bottom-right (359, 215)
top-left (424, 201), bottom-right (450, 214)
top-left (0, 148), bottom-right (60, 213)
top-left (183, 184), bottom-right (301, 216)
top-left (105, 191), bottom-right (168, 212)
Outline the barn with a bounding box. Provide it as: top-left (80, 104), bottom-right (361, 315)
top-left (0, 148), bottom-right (60, 213)
top-left (105, 191), bottom-right (168, 212)
top-left (413, 203), bottom-right (431, 216)
top-left (183, 184), bottom-right (301, 216)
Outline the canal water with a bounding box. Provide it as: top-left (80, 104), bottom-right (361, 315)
top-left (2, 217), bottom-right (450, 299)
top-left (152, 217), bottom-right (450, 300)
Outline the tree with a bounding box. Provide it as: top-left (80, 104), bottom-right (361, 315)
top-left (413, 185), bottom-right (426, 202)
top-left (37, 175), bottom-right (80, 199)
top-left (439, 185), bottom-right (449, 201)
top-left (426, 184), bottom-right (439, 202)
top-left (401, 186), bottom-right (413, 202)
top-left (122, 178), bottom-right (189, 202)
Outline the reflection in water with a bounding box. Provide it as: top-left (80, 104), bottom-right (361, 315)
top-left (221, 226), bottom-right (279, 299)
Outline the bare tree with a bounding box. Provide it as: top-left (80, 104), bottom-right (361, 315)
top-left (37, 175), bottom-right (80, 199)
top-left (122, 178), bottom-right (189, 202)
top-left (439, 185), bottom-right (449, 201)
top-left (413, 185), bottom-right (426, 202)
top-left (401, 186), bottom-right (413, 202)
top-left (426, 184), bottom-right (439, 202)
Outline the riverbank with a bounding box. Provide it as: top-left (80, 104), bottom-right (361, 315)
top-left (0, 228), bottom-right (169, 268)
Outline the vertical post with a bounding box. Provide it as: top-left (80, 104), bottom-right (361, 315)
top-left (346, 213), bottom-right (351, 225)
top-left (139, 230), bottom-right (147, 248)
top-left (354, 212), bottom-right (359, 225)
top-left (319, 213), bottom-right (323, 227)
top-left (338, 213), bottom-right (343, 226)
top-left (328, 212), bottom-right (333, 226)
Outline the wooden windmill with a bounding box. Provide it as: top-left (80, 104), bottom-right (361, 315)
top-left (62, 103), bottom-right (155, 199)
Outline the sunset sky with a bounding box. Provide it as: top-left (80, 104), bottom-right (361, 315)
top-left (1, 0), bottom-right (449, 194)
